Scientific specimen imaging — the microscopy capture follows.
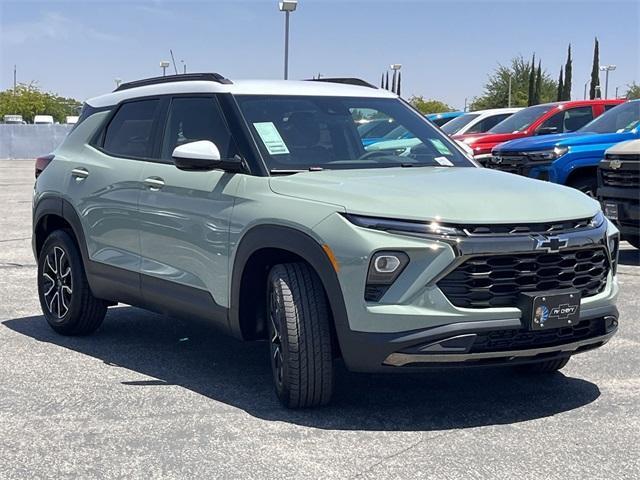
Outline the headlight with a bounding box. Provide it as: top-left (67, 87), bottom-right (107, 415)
top-left (589, 211), bottom-right (606, 228)
top-left (344, 214), bottom-right (464, 239)
top-left (607, 232), bottom-right (620, 275)
top-left (526, 146), bottom-right (569, 162)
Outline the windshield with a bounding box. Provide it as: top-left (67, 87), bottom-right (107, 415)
top-left (441, 113), bottom-right (480, 134)
top-left (579, 101), bottom-right (640, 134)
top-left (236, 95), bottom-right (473, 172)
top-left (488, 104), bottom-right (554, 134)
top-left (357, 119), bottom-right (397, 139)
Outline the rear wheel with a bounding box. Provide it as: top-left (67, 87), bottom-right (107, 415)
top-left (37, 230), bottom-right (107, 335)
top-left (267, 262), bottom-right (334, 408)
top-left (516, 357), bottom-right (570, 374)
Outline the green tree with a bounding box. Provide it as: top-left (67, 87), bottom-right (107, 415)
top-left (533, 61), bottom-right (542, 105)
top-left (590, 37), bottom-right (600, 99)
top-left (408, 96), bottom-right (452, 114)
top-left (557, 67), bottom-right (564, 102)
top-left (0, 83), bottom-right (81, 123)
top-left (470, 56), bottom-right (557, 110)
top-left (562, 44), bottom-right (572, 100)
top-left (527, 53), bottom-right (536, 106)
top-left (626, 82), bottom-right (640, 100)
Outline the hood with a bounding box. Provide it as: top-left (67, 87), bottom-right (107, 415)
top-left (494, 131), bottom-right (634, 153)
top-left (453, 131), bottom-right (527, 147)
top-left (269, 167), bottom-right (599, 224)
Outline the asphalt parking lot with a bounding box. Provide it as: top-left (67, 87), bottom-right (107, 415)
top-left (1, 160), bottom-right (639, 479)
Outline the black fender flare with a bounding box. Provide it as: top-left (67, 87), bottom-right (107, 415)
top-left (229, 224), bottom-right (350, 346)
top-left (33, 196), bottom-right (103, 292)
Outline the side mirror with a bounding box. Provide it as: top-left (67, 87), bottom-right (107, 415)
top-left (536, 126), bottom-right (558, 135)
top-left (172, 140), bottom-right (243, 172)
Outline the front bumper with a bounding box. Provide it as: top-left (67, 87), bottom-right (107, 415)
top-left (313, 214), bottom-right (619, 372)
top-left (337, 306), bottom-right (618, 372)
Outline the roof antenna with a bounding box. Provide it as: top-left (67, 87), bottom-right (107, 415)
top-left (169, 49), bottom-right (179, 75)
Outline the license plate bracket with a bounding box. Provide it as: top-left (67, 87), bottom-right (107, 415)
top-left (519, 290), bottom-right (581, 330)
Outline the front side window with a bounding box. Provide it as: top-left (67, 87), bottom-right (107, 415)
top-left (579, 101), bottom-right (640, 134)
top-left (488, 104), bottom-right (554, 134)
top-left (539, 106), bottom-right (594, 133)
top-left (103, 99), bottom-right (160, 158)
top-left (235, 95), bottom-right (472, 172)
top-left (161, 96), bottom-right (237, 160)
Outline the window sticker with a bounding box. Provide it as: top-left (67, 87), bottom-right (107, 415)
top-left (434, 156), bottom-right (454, 167)
top-left (253, 122), bottom-right (290, 155)
top-left (429, 139), bottom-right (452, 155)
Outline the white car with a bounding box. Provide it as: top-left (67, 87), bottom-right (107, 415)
top-left (33, 115), bottom-right (54, 125)
top-left (441, 108), bottom-right (522, 136)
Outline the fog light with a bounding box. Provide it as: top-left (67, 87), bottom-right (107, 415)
top-left (365, 251), bottom-right (410, 302)
top-left (374, 255), bottom-right (401, 273)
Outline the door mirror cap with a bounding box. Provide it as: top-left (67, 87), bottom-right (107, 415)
top-left (172, 140), bottom-right (243, 172)
top-left (172, 140), bottom-right (221, 171)
top-left (536, 126), bottom-right (558, 136)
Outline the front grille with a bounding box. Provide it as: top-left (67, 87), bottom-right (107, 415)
top-left (463, 218), bottom-right (592, 236)
top-left (470, 317), bottom-right (605, 353)
top-left (437, 247), bottom-right (609, 308)
top-left (602, 169), bottom-right (640, 188)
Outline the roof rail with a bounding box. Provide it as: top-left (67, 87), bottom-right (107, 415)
top-left (114, 73), bottom-right (232, 92)
top-left (306, 77), bottom-right (377, 89)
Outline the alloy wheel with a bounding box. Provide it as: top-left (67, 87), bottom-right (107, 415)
top-left (42, 246), bottom-right (73, 319)
top-left (269, 286), bottom-right (284, 388)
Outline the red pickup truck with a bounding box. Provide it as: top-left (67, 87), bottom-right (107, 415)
top-left (453, 99), bottom-right (624, 160)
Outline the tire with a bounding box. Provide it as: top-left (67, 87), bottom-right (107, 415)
top-left (516, 357), bottom-right (570, 374)
top-left (37, 230), bottom-right (107, 335)
top-left (267, 262), bottom-right (334, 408)
top-left (568, 175), bottom-right (597, 198)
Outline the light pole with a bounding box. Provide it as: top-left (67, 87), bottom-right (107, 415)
top-left (508, 73), bottom-right (512, 107)
top-left (181, 60), bottom-right (187, 74)
top-left (114, 78), bottom-right (122, 89)
top-left (599, 65), bottom-right (616, 99)
top-left (584, 80), bottom-right (589, 100)
top-left (279, 0), bottom-right (298, 80)
top-left (160, 60), bottom-right (170, 77)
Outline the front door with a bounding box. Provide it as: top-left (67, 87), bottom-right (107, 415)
top-left (137, 95), bottom-right (242, 328)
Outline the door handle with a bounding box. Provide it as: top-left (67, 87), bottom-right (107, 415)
top-left (71, 167), bottom-right (89, 179)
top-left (144, 177), bottom-right (165, 190)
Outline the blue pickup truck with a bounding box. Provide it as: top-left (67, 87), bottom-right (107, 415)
top-left (488, 100), bottom-right (640, 195)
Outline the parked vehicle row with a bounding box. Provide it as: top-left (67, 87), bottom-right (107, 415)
top-left (1, 114), bottom-right (78, 125)
top-left (598, 140), bottom-right (640, 249)
top-left (32, 74), bottom-right (621, 408)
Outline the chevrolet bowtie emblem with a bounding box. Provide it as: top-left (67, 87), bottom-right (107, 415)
top-left (535, 236), bottom-right (569, 253)
top-left (609, 159), bottom-right (623, 170)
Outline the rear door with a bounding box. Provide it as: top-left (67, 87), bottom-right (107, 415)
top-left (69, 98), bottom-right (162, 278)
top-left (137, 95), bottom-right (243, 327)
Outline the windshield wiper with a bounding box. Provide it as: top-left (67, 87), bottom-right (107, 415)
top-left (269, 167), bottom-right (326, 175)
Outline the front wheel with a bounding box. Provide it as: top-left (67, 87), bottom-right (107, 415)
top-left (568, 175), bottom-right (597, 198)
top-left (267, 263), bottom-right (334, 408)
top-left (37, 230), bottom-right (107, 335)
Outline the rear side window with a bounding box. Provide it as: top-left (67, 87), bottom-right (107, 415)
top-left (469, 113), bottom-right (512, 133)
top-left (103, 99), bottom-right (160, 158)
top-left (160, 96), bottom-right (237, 160)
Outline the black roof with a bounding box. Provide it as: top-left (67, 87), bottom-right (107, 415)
top-left (114, 73), bottom-right (232, 92)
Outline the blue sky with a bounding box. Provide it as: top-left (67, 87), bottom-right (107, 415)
top-left (1, 0), bottom-right (638, 108)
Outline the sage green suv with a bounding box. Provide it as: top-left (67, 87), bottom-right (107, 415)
top-left (33, 74), bottom-right (620, 408)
